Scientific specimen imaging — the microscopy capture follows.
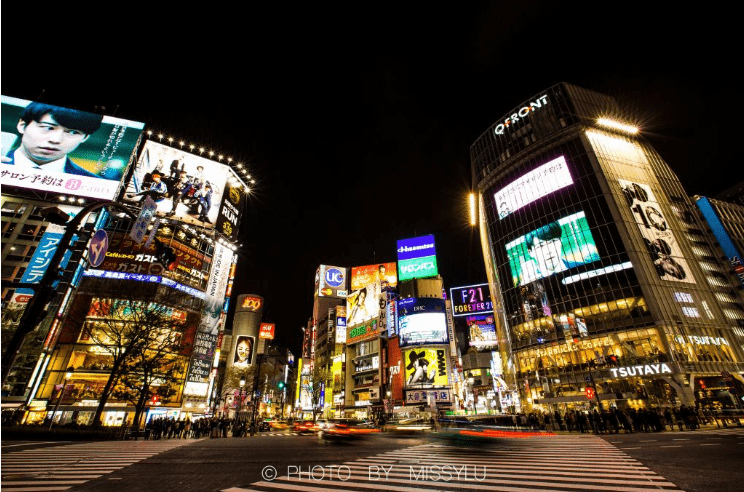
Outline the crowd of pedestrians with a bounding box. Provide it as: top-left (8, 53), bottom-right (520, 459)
top-left (142, 417), bottom-right (254, 439)
top-left (513, 405), bottom-right (725, 434)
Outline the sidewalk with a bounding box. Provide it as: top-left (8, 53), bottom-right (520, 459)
top-left (548, 420), bottom-right (743, 435)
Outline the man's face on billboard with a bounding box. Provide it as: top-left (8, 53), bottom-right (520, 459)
top-left (530, 236), bottom-right (562, 273)
top-left (17, 114), bottom-right (89, 164)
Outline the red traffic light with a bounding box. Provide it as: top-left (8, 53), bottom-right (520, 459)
top-left (585, 387), bottom-right (595, 400)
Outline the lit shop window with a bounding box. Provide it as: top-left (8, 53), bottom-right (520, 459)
top-left (682, 306), bottom-right (700, 318)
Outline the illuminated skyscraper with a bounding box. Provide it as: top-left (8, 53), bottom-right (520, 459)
top-left (471, 83), bottom-right (744, 413)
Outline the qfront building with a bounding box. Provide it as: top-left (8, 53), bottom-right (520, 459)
top-left (471, 83), bottom-right (744, 414)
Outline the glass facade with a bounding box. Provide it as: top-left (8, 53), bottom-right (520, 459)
top-left (473, 83), bottom-right (744, 413)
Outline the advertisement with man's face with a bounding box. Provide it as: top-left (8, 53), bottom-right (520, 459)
top-left (619, 180), bottom-right (693, 283)
top-left (233, 335), bottom-right (255, 366)
top-left (123, 140), bottom-right (245, 228)
top-left (403, 348), bottom-right (449, 388)
top-left (506, 211), bottom-right (601, 287)
top-left (1, 96), bottom-right (145, 199)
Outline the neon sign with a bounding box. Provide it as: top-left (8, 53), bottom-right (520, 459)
top-left (493, 95), bottom-right (548, 136)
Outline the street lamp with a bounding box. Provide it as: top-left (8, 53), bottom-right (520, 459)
top-left (49, 367), bottom-right (74, 430)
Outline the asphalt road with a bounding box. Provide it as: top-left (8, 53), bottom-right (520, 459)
top-left (2, 426), bottom-right (743, 491)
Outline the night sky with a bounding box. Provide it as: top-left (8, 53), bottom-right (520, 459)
top-left (1, 5), bottom-right (736, 355)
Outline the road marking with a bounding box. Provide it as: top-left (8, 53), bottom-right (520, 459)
top-left (700, 444), bottom-right (720, 446)
top-left (672, 438), bottom-right (689, 441)
top-left (660, 445), bottom-right (682, 448)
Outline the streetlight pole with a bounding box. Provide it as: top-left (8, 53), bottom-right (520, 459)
top-left (239, 375), bottom-right (246, 419)
top-left (49, 367), bottom-right (74, 430)
top-left (250, 353), bottom-right (264, 436)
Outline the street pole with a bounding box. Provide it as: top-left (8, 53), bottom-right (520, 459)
top-left (49, 367), bottom-right (74, 430)
top-left (250, 353), bottom-right (263, 436)
top-left (2, 202), bottom-right (137, 386)
top-left (587, 370), bottom-right (604, 412)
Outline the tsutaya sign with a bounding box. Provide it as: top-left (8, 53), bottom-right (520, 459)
top-left (609, 363), bottom-right (673, 379)
top-left (494, 95), bottom-right (549, 136)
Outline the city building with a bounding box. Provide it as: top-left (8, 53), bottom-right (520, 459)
top-left (471, 82), bottom-right (744, 414)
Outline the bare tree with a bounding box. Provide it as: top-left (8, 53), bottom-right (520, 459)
top-left (307, 360), bottom-right (333, 421)
top-left (69, 279), bottom-right (195, 427)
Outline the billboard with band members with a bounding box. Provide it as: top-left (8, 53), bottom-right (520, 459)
top-left (1, 96), bottom-right (145, 200)
top-left (619, 179), bottom-right (693, 283)
top-left (123, 140), bottom-right (247, 230)
top-left (506, 211), bottom-right (601, 287)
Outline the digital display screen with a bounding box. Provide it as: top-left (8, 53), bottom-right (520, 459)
top-left (398, 255), bottom-right (438, 282)
top-left (449, 283), bottom-right (493, 317)
top-left (506, 211), bottom-right (600, 287)
top-left (397, 298), bottom-right (448, 347)
top-left (350, 262), bottom-right (397, 291)
top-left (1, 95), bottom-right (144, 199)
top-left (494, 156), bottom-right (573, 219)
top-left (397, 235), bottom-right (436, 261)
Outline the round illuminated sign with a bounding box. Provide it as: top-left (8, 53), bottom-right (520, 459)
top-left (325, 268), bottom-right (344, 288)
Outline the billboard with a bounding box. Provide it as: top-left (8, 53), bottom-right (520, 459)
top-left (506, 211), bottom-right (601, 287)
top-left (467, 314), bottom-right (497, 349)
top-left (403, 347), bottom-right (449, 388)
top-left (397, 235), bottom-right (438, 281)
top-left (233, 335), bottom-right (255, 366)
top-left (619, 180), bottom-right (693, 283)
top-left (449, 283), bottom-right (493, 317)
top-left (216, 176), bottom-right (245, 241)
top-left (494, 156), bottom-right (573, 220)
top-left (697, 197), bottom-right (744, 288)
top-left (347, 319), bottom-right (378, 345)
top-left (123, 140), bottom-right (246, 229)
top-left (346, 281), bottom-right (381, 326)
top-left (1, 96), bottom-right (144, 199)
top-left (350, 263), bottom-right (398, 291)
top-left (199, 242), bottom-right (233, 336)
top-left (317, 264), bottom-right (348, 298)
top-left (397, 298), bottom-right (448, 347)
top-left (97, 232), bottom-right (210, 290)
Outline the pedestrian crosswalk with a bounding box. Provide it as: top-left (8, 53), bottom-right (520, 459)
top-left (1, 439), bottom-right (193, 491)
top-left (226, 434), bottom-right (684, 491)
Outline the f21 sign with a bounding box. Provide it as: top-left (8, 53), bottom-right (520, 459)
top-left (449, 283), bottom-right (493, 317)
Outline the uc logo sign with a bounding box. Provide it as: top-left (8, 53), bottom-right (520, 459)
top-left (325, 268), bottom-right (344, 288)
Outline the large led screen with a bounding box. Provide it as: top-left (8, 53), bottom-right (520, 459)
top-left (403, 347), bottom-right (449, 388)
top-left (494, 156), bottom-right (573, 219)
top-left (506, 211), bottom-right (600, 287)
top-left (397, 298), bottom-right (448, 347)
top-left (1, 96), bottom-right (144, 199)
top-left (123, 141), bottom-right (245, 229)
top-left (619, 179), bottom-right (694, 283)
top-left (467, 314), bottom-right (497, 349)
top-left (450, 283), bottom-right (493, 317)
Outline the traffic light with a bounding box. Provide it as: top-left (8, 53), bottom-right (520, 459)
top-left (278, 381), bottom-right (285, 390)
top-left (585, 387), bottom-right (595, 400)
top-left (151, 394), bottom-right (160, 405)
top-left (154, 240), bottom-right (177, 270)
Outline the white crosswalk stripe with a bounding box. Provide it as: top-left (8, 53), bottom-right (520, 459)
top-left (225, 434), bottom-right (683, 492)
top-left (1, 439), bottom-right (193, 491)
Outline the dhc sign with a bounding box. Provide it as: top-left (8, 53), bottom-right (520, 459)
top-left (609, 363), bottom-right (673, 379)
top-left (494, 95), bottom-right (549, 136)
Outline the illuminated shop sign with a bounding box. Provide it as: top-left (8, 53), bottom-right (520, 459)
top-left (674, 335), bottom-right (730, 346)
top-left (506, 211), bottom-right (601, 287)
top-left (240, 296), bottom-right (263, 311)
top-left (398, 256), bottom-right (438, 282)
top-left (494, 156), bottom-right (573, 220)
top-left (609, 363), bottom-right (673, 378)
top-left (405, 389), bottom-right (452, 404)
top-left (259, 323), bottom-right (275, 340)
top-left (450, 283), bottom-right (493, 317)
top-left (318, 264), bottom-right (347, 298)
top-left (397, 235), bottom-right (436, 261)
top-left (347, 319), bottom-right (378, 344)
top-left (493, 95), bottom-right (548, 136)
top-left (82, 270), bottom-right (205, 299)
